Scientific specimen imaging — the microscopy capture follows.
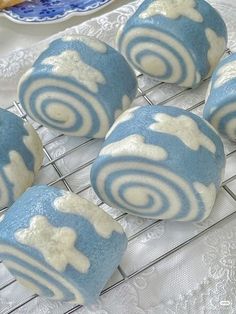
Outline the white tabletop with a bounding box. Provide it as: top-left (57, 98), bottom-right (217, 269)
top-left (0, 0), bottom-right (131, 58)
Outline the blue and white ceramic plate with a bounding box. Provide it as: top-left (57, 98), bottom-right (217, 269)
top-left (1, 0), bottom-right (113, 23)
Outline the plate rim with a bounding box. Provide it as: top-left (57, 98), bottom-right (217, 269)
top-left (0, 0), bottom-right (113, 24)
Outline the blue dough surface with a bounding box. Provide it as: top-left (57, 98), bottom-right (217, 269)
top-left (203, 52), bottom-right (236, 142)
top-left (18, 35), bottom-right (137, 138)
top-left (0, 185), bottom-right (127, 304)
top-left (91, 105), bottom-right (225, 221)
top-left (117, 0), bottom-right (227, 88)
top-left (0, 108), bottom-right (43, 209)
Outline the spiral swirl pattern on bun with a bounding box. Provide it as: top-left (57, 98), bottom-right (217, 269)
top-left (204, 52), bottom-right (236, 142)
top-left (116, 0), bottom-right (227, 88)
top-left (18, 35), bottom-right (137, 138)
top-left (0, 108), bottom-right (43, 209)
top-left (0, 186), bottom-right (127, 304)
top-left (91, 105), bottom-right (225, 221)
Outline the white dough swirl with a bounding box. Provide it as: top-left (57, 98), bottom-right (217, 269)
top-left (93, 160), bottom-right (202, 221)
top-left (119, 27), bottom-right (200, 87)
top-left (211, 102), bottom-right (236, 141)
top-left (19, 73), bottom-right (110, 138)
top-left (0, 244), bottom-right (84, 303)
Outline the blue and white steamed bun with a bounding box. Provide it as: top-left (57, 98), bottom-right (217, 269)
top-left (0, 185), bottom-right (127, 304)
top-left (18, 35), bottom-right (137, 138)
top-left (91, 105), bottom-right (225, 221)
top-left (117, 0), bottom-right (227, 88)
top-left (0, 108), bottom-right (43, 209)
top-left (204, 53), bottom-right (236, 142)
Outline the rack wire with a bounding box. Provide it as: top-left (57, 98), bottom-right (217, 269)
top-left (0, 49), bottom-right (236, 313)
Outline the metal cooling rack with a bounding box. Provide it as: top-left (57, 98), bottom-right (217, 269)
top-left (0, 49), bottom-right (236, 313)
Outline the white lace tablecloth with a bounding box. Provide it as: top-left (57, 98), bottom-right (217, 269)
top-left (0, 1), bottom-right (236, 313)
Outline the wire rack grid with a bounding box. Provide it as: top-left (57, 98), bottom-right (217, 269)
top-left (0, 50), bottom-right (236, 314)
